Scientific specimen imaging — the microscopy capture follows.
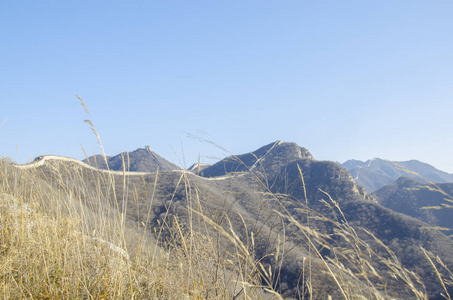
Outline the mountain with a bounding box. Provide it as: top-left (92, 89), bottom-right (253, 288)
top-left (11, 141), bottom-right (453, 299)
top-left (199, 140), bottom-right (313, 178)
top-left (187, 162), bottom-right (211, 173)
top-left (82, 154), bottom-right (111, 169)
top-left (197, 141), bottom-right (453, 298)
top-left (373, 176), bottom-right (453, 236)
top-left (83, 146), bottom-right (180, 172)
top-left (342, 158), bottom-right (453, 193)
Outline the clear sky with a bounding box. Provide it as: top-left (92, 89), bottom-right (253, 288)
top-left (1, 1), bottom-right (453, 173)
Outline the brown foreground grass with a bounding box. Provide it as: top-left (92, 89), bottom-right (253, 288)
top-left (0, 99), bottom-right (451, 299)
top-left (2, 153), bottom-right (453, 299)
top-left (0, 155), bottom-right (271, 299)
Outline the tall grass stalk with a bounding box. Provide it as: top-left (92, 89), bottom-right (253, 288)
top-left (1, 99), bottom-right (452, 299)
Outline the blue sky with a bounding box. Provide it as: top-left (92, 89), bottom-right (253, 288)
top-left (1, 1), bottom-right (453, 172)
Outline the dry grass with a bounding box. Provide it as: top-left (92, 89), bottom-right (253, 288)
top-left (3, 148), bottom-right (453, 299)
top-left (0, 155), bottom-right (271, 299)
top-left (1, 98), bottom-right (451, 299)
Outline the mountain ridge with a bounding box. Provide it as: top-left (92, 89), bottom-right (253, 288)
top-left (373, 176), bottom-right (453, 237)
top-left (83, 146), bottom-right (180, 172)
top-left (11, 141), bottom-right (453, 298)
top-left (199, 140), bottom-right (314, 178)
top-left (342, 158), bottom-right (453, 193)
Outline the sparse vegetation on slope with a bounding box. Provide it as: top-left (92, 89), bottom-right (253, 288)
top-left (0, 157), bottom-right (266, 299)
top-left (1, 100), bottom-right (452, 299)
top-left (2, 145), bottom-right (452, 299)
top-left (373, 177), bottom-right (453, 238)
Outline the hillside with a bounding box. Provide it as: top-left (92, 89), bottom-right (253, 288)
top-left (342, 158), bottom-right (453, 193)
top-left (83, 146), bottom-right (180, 172)
top-left (83, 141), bottom-right (453, 298)
top-left (3, 142), bottom-right (453, 299)
top-left (200, 140), bottom-right (313, 178)
top-left (373, 176), bottom-right (453, 237)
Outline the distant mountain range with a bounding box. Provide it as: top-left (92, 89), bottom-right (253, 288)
top-left (342, 158), bottom-right (453, 193)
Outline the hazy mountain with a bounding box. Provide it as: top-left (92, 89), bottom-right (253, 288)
top-left (373, 176), bottom-right (453, 236)
top-left (83, 146), bottom-right (180, 172)
top-left (187, 162), bottom-right (211, 173)
top-left (20, 141), bottom-right (453, 299)
top-left (342, 158), bottom-right (453, 193)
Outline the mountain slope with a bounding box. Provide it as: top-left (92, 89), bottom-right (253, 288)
top-left (12, 143), bottom-right (453, 299)
top-left (342, 158), bottom-right (453, 193)
top-left (202, 144), bottom-right (453, 298)
top-left (373, 176), bottom-right (453, 236)
top-left (200, 140), bottom-right (313, 178)
top-left (83, 146), bottom-right (180, 172)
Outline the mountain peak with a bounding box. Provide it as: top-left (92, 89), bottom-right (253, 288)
top-left (83, 146), bottom-right (180, 172)
top-left (200, 141), bottom-right (313, 178)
